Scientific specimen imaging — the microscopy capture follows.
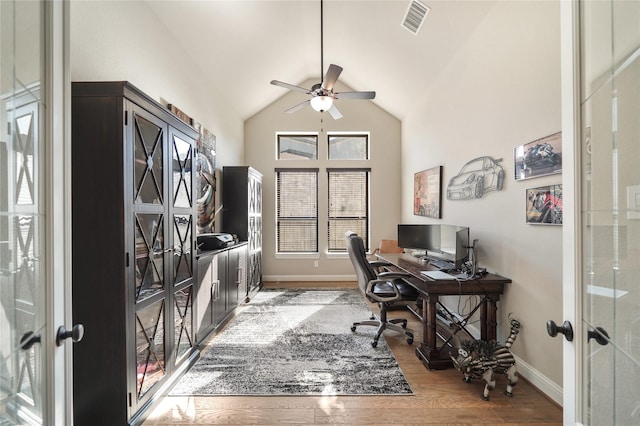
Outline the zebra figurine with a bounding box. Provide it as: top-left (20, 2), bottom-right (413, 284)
top-left (450, 317), bottom-right (521, 400)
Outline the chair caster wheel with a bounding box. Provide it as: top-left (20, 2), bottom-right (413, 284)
top-left (351, 326), bottom-right (356, 332)
top-left (371, 340), bottom-right (378, 348)
top-left (401, 320), bottom-right (407, 329)
top-left (406, 332), bottom-right (413, 345)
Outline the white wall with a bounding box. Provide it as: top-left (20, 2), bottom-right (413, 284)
top-left (245, 79), bottom-right (402, 280)
top-left (402, 1), bottom-right (563, 397)
top-left (69, 0), bottom-right (245, 170)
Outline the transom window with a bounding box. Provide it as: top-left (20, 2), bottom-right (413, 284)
top-left (277, 134), bottom-right (318, 160)
top-left (328, 134), bottom-right (369, 160)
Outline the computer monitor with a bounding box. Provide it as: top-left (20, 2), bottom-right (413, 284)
top-left (397, 224), bottom-right (440, 252)
top-left (397, 224), bottom-right (470, 269)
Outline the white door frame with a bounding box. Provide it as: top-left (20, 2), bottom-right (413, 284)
top-left (561, 1), bottom-right (583, 424)
top-left (44, 0), bottom-right (72, 424)
top-left (560, 0), bottom-right (579, 424)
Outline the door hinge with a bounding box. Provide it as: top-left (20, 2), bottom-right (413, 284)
top-left (128, 392), bottom-right (132, 407)
top-left (126, 252), bottom-right (130, 267)
top-left (125, 110), bottom-right (128, 126)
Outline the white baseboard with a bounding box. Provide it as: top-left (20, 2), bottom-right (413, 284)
top-left (260, 274), bottom-right (563, 406)
top-left (513, 353), bottom-right (563, 406)
top-left (263, 274), bottom-right (356, 282)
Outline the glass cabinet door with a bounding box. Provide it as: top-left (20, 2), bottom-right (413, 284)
top-left (170, 129), bottom-right (195, 365)
top-left (131, 107), bottom-right (169, 409)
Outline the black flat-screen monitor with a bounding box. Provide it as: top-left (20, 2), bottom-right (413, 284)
top-left (397, 224), bottom-right (469, 268)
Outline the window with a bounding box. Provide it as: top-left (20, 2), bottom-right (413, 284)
top-left (277, 134), bottom-right (317, 160)
top-left (328, 134), bottom-right (368, 160)
top-left (327, 168), bottom-right (370, 251)
top-left (276, 169), bottom-right (318, 253)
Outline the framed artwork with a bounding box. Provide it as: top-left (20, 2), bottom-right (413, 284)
top-left (526, 184), bottom-right (563, 225)
top-left (168, 103), bottom-right (194, 126)
top-left (514, 132), bottom-right (562, 181)
top-left (414, 166), bottom-right (442, 218)
top-left (195, 124), bottom-right (217, 233)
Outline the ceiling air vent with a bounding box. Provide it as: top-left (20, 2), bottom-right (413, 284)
top-left (401, 0), bottom-right (430, 35)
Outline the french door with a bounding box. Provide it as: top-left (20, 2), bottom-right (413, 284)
top-left (562, 1), bottom-right (640, 424)
top-left (0, 1), bottom-right (71, 424)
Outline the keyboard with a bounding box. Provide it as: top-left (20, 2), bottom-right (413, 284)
top-left (423, 257), bottom-right (454, 271)
top-left (420, 270), bottom-right (457, 280)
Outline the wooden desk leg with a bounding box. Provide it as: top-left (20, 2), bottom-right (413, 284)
top-left (415, 294), bottom-right (452, 370)
top-left (480, 295), bottom-right (499, 342)
top-left (424, 294), bottom-right (437, 350)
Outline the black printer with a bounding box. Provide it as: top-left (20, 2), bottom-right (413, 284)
top-left (197, 233), bottom-right (238, 250)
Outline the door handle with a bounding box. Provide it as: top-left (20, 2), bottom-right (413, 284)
top-left (20, 331), bottom-right (41, 350)
top-left (56, 324), bottom-right (85, 346)
top-left (588, 326), bottom-right (610, 346)
top-left (546, 320), bottom-right (574, 341)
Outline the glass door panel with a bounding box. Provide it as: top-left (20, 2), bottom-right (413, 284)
top-left (172, 134), bottom-right (192, 208)
top-left (1, 0), bottom-right (46, 423)
top-left (580, 1), bottom-right (640, 424)
top-left (135, 299), bottom-right (166, 399)
top-left (173, 214), bottom-right (192, 284)
top-left (134, 114), bottom-right (164, 205)
top-left (134, 213), bottom-right (165, 301)
top-left (173, 285), bottom-right (193, 362)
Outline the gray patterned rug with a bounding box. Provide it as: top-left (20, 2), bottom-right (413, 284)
top-left (170, 288), bottom-right (413, 396)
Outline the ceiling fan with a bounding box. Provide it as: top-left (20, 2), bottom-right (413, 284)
top-left (270, 0), bottom-right (376, 120)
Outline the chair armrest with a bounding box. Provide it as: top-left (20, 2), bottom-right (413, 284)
top-left (368, 260), bottom-right (391, 268)
top-left (365, 279), bottom-right (401, 303)
top-left (377, 271), bottom-right (412, 280)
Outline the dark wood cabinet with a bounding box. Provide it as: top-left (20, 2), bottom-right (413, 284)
top-left (71, 81), bottom-right (199, 425)
top-left (195, 243), bottom-right (247, 343)
top-left (222, 166), bottom-right (262, 300)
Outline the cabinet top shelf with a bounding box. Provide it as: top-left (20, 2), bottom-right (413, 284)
top-left (72, 81), bottom-right (197, 137)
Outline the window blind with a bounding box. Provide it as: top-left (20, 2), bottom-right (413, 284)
top-left (276, 169), bottom-right (318, 253)
top-left (327, 169), bottom-right (370, 251)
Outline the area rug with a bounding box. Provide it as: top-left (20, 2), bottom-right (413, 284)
top-left (170, 288), bottom-right (413, 396)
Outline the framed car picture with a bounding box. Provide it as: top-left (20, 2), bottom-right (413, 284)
top-left (414, 166), bottom-right (442, 218)
top-left (514, 132), bottom-right (562, 181)
top-left (526, 184), bottom-right (563, 225)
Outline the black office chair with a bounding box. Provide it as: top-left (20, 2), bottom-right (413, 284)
top-left (345, 231), bottom-right (419, 347)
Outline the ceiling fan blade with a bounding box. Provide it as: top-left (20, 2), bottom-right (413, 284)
top-left (335, 91), bottom-right (376, 100)
top-left (285, 100), bottom-right (310, 114)
top-left (328, 104), bottom-right (343, 120)
top-left (271, 80), bottom-right (311, 94)
top-left (321, 64), bottom-right (343, 91)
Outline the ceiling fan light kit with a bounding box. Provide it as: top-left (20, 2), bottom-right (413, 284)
top-left (310, 95), bottom-right (333, 112)
top-left (270, 0), bottom-right (375, 120)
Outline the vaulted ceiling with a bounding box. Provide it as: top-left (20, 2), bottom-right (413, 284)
top-left (147, 0), bottom-right (496, 121)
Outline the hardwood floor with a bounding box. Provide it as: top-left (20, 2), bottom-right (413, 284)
top-left (144, 282), bottom-right (562, 425)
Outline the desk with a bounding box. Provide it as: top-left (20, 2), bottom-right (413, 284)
top-left (376, 253), bottom-right (511, 370)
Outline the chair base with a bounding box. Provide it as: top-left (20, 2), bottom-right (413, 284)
top-left (351, 315), bottom-right (414, 348)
